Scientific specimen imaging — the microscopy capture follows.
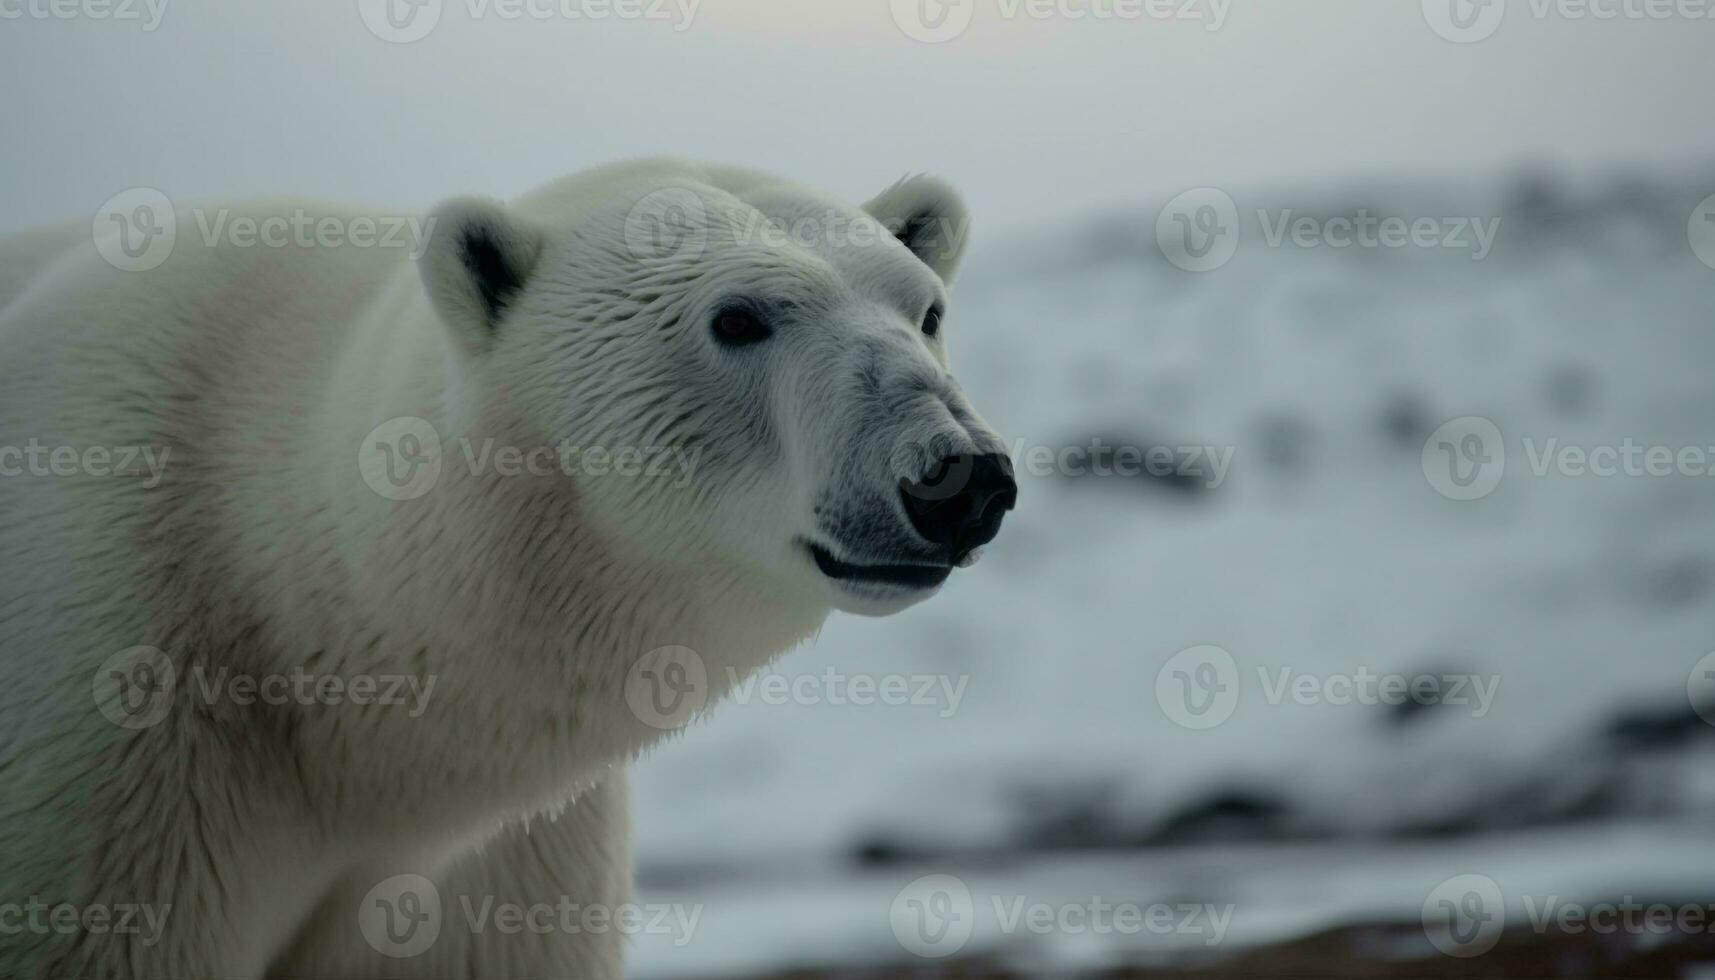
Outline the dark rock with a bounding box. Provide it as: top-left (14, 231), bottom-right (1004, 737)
top-left (1059, 433), bottom-right (1219, 498)
top-left (1377, 393), bottom-right (1435, 451)
top-left (1376, 664), bottom-right (1476, 728)
top-left (1007, 779), bottom-right (1122, 852)
top-left (1145, 789), bottom-right (1294, 845)
top-left (1543, 363), bottom-right (1599, 418)
top-left (1640, 555), bottom-right (1713, 609)
top-left (1254, 411), bottom-right (1315, 473)
top-left (848, 835), bottom-right (920, 869)
top-left (1605, 701), bottom-right (1715, 751)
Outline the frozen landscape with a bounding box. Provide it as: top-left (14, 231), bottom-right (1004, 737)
top-left (628, 167), bottom-right (1715, 978)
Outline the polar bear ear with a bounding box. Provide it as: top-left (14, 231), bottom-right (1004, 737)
top-left (863, 174), bottom-right (971, 284)
top-left (418, 197), bottom-right (545, 356)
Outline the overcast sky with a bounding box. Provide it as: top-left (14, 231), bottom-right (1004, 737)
top-left (3, 0), bottom-right (1713, 235)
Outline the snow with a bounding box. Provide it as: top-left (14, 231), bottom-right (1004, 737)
top-left (627, 168), bottom-right (1715, 977)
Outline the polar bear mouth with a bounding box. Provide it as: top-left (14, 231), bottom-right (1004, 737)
top-left (804, 541), bottom-right (953, 591)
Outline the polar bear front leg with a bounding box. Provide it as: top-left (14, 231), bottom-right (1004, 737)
top-left (270, 772), bottom-right (631, 980)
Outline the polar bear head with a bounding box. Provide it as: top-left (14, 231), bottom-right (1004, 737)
top-left (416, 163), bottom-right (1015, 618)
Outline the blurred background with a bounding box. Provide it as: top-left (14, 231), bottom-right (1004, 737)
top-left (6, 1), bottom-right (1715, 975)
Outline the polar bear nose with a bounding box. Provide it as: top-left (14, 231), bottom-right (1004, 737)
top-left (900, 453), bottom-right (1018, 559)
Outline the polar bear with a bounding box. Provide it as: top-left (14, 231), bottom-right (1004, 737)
top-left (0, 159), bottom-right (1016, 978)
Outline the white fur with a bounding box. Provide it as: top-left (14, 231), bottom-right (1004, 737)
top-left (0, 159), bottom-right (1007, 978)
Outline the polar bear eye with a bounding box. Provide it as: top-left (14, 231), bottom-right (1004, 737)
top-left (711, 307), bottom-right (771, 348)
top-left (921, 306), bottom-right (944, 338)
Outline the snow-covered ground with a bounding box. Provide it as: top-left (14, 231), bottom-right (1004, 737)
top-left (628, 168), bottom-right (1715, 977)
